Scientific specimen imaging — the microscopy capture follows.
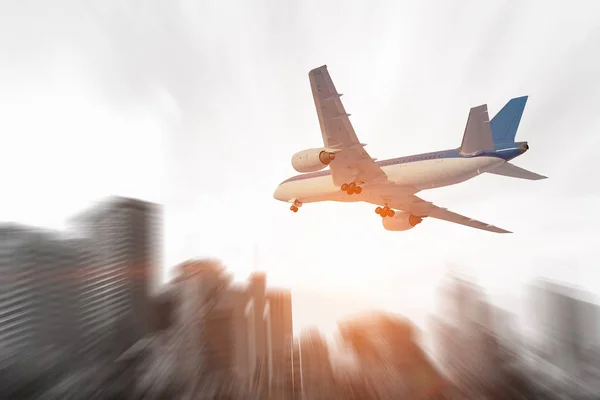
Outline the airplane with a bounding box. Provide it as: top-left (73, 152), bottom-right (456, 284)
top-left (273, 65), bottom-right (547, 233)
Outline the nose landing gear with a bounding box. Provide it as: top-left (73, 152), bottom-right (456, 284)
top-left (290, 200), bottom-right (302, 213)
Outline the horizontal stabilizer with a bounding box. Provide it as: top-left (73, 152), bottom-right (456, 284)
top-left (487, 162), bottom-right (547, 180)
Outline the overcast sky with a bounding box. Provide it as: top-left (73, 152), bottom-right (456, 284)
top-left (2, 0), bottom-right (600, 335)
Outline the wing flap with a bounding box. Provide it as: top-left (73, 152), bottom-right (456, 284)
top-left (388, 194), bottom-right (512, 234)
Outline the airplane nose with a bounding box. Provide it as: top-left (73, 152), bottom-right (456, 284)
top-left (273, 185), bottom-right (284, 201)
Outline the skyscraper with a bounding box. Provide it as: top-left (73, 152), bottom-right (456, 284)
top-left (532, 281), bottom-right (600, 376)
top-left (0, 224), bottom-right (81, 397)
top-left (69, 196), bottom-right (162, 361)
top-left (298, 328), bottom-right (335, 398)
top-left (266, 289), bottom-right (293, 399)
top-left (167, 260), bottom-right (231, 396)
top-left (0, 225), bottom-right (81, 359)
top-left (289, 338), bottom-right (302, 399)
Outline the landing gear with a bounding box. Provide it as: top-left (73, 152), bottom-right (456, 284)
top-left (290, 200), bottom-right (302, 213)
top-left (376, 206), bottom-right (395, 218)
top-left (341, 182), bottom-right (362, 195)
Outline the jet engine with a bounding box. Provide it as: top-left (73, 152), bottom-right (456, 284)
top-left (382, 212), bottom-right (423, 231)
top-left (292, 148), bottom-right (337, 173)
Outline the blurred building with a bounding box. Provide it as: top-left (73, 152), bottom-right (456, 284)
top-left (284, 337), bottom-right (302, 399)
top-left (338, 312), bottom-right (446, 399)
top-left (431, 276), bottom-right (540, 398)
top-left (69, 196), bottom-right (162, 362)
top-left (0, 224), bottom-right (80, 397)
top-left (0, 225), bottom-right (74, 363)
top-left (152, 288), bottom-right (175, 333)
top-left (298, 328), bottom-right (335, 399)
top-left (0, 197), bottom-right (162, 397)
top-left (162, 260), bottom-right (226, 396)
top-left (266, 289), bottom-right (294, 399)
top-left (202, 271), bottom-right (290, 397)
top-left (203, 285), bottom-right (252, 385)
top-left (532, 281), bottom-right (600, 380)
top-left (124, 262), bottom-right (293, 399)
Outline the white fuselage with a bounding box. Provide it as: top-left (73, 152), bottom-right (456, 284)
top-left (274, 155), bottom-right (505, 204)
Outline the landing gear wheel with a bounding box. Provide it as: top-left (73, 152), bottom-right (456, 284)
top-left (378, 206), bottom-right (392, 218)
top-left (343, 182), bottom-right (362, 195)
top-left (290, 205), bottom-right (298, 213)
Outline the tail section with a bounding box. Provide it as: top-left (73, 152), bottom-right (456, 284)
top-left (490, 96), bottom-right (528, 146)
top-left (460, 96), bottom-right (546, 181)
top-left (487, 162), bottom-right (547, 180)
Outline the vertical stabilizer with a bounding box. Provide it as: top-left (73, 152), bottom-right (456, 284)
top-left (459, 104), bottom-right (494, 156)
top-left (490, 96), bottom-right (528, 145)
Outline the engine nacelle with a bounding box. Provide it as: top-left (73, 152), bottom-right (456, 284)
top-left (382, 212), bottom-right (423, 231)
top-left (292, 148), bottom-right (336, 173)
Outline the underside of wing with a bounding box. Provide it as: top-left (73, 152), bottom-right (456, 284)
top-left (309, 65), bottom-right (358, 148)
top-left (308, 65), bottom-right (387, 186)
top-left (329, 145), bottom-right (387, 186)
top-left (388, 194), bottom-right (512, 234)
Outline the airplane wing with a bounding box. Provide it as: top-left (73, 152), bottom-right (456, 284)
top-left (309, 65), bottom-right (387, 186)
top-left (387, 194), bottom-right (512, 234)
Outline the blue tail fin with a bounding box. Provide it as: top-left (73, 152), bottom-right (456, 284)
top-left (490, 96), bottom-right (528, 146)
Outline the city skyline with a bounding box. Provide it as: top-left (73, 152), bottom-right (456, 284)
top-left (2, 0), bottom-right (600, 336)
top-left (3, 213), bottom-right (595, 398)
